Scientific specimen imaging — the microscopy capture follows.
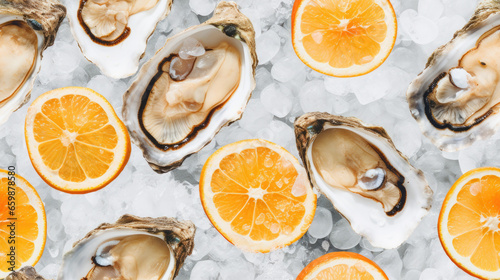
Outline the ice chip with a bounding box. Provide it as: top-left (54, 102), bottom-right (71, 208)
top-left (179, 37), bottom-right (206, 59)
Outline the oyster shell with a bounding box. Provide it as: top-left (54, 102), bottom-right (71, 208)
top-left (6, 267), bottom-right (45, 280)
top-left (66, 0), bottom-right (173, 78)
top-left (123, 1), bottom-right (257, 173)
top-left (407, 0), bottom-right (500, 151)
top-left (58, 214), bottom-right (195, 280)
top-left (295, 112), bottom-right (433, 249)
top-left (0, 0), bottom-right (65, 126)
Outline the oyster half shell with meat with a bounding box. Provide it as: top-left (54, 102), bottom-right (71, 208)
top-left (0, 0), bottom-right (65, 126)
top-left (123, 1), bottom-right (257, 173)
top-left (58, 215), bottom-right (195, 280)
top-left (66, 0), bottom-right (173, 78)
top-left (295, 112), bottom-right (433, 249)
top-left (408, 0), bottom-right (500, 151)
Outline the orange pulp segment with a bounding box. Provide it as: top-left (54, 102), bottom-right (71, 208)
top-left (200, 139), bottom-right (317, 253)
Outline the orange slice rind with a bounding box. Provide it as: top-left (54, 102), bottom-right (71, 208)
top-left (291, 0), bottom-right (397, 77)
top-left (0, 170), bottom-right (46, 277)
top-left (297, 252), bottom-right (389, 280)
top-left (200, 139), bottom-right (317, 253)
top-left (25, 87), bottom-right (131, 194)
top-left (438, 167), bottom-right (500, 279)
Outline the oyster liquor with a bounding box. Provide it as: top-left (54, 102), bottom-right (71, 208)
top-left (5, 166), bottom-right (16, 271)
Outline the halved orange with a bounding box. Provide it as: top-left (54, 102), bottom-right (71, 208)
top-left (291, 0), bottom-right (397, 77)
top-left (438, 167), bottom-right (500, 279)
top-left (297, 252), bottom-right (389, 280)
top-left (0, 170), bottom-right (46, 278)
top-left (25, 87), bottom-right (131, 194)
top-left (200, 139), bottom-right (317, 253)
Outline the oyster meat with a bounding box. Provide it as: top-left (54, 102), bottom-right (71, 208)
top-left (123, 1), bottom-right (257, 173)
top-left (407, 0), bottom-right (500, 151)
top-left (58, 215), bottom-right (195, 280)
top-left (295, 112), bottom-right (433, 249)
top-left (67, 0), bottom-right (173, 78)
top-left (0, 0), bottom-right (65, 126)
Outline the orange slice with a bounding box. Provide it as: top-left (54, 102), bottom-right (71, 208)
top-left (291, 0), bottom-right (397, 77)
top-left (25, 87), bottom-right (131, 194)
top-left (297, 252), bottom-right (389, 280)
top-left (0, 170), bottom-right (46, 277)
top-left (200, 139), bottom-right (316, 253)
top-left (438, 167), bottom-right (500, 279)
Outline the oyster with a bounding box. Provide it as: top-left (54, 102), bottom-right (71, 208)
top-left (58, 215), bottom-right (195, 280)
top-left (66, 0), bottom-right (173, 78)
top-left (0, 0), bottom-right (65, 126)
top-left (6, 267), bottom-right (45, 280)
top-left (123, 1), bottom-right (257, 173)
top-left (407, 0), bottom-right (500, 151)
top-left (295, 112), bottom-right (433, 249)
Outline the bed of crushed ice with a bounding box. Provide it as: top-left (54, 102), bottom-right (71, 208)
top-left (1, 0), bottom-right (490, 279)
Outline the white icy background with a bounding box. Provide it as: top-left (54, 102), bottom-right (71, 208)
top-left (0, 0), bottom-right (491, 279)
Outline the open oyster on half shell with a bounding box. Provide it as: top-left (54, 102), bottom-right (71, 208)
top-left (295, 113), bottom-right (433, 249)
top-left (408, 0), bottom-right (500, 151)
top-left (0, 0), bottom-right (65, 126)
top-left (123, 1), bottom-right (257, 173)
top-left (58, 215), bottom-right (195, 280)
top-left (66, 0), bottom-right (173, 78)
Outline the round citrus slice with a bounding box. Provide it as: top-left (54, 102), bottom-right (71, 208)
top-left (297, 252), bottom-right (389, 280)
top-left (0, 169), bottom-right (46, 278)
top-left (200, 139), bottom-right (317, 253)
top-left (291, 0), bottom-right (397, 77)
top-left (439, 167), bottom-right (500, 279)
top-left (25, 87), bottom-right (131, 194)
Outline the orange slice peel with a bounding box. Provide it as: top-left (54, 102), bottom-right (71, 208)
top-left (297, 251), bottom-right (389, 280)
top-left (200, 139), bottom-right (317, 253)
top-left (25, 87), bottom-right (131, 194)
top-left (0, 170), bottom-right (46, 277)
top-left (291, 0), bottom-right (397, 77)
top-left (438, 167), bottom-right (500, 279)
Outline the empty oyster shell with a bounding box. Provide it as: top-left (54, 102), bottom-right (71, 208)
top-left (66, 0), bottom-right (173, 78)
top-left (58, 215), bottom-right (195, 280)
top-left (6, 267), bottom-right (45, 280)
top-left (123, 1), bottom-right (257, 173)
top-left (407, 0), bottom-right (500, 151)
top-left (0, 0), bottom-right (65, 126)
top-left (295, 112), bottom-right (433, 249)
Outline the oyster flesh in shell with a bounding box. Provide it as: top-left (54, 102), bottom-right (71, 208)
top-left (407, 0), bottom-right (500, 151)
top-left (123, 1), bottom-right (257, 173)
top-left (66, 0), bottom-right (173, 78)
top-left (0, 0), bottom-right (65, 126)
top-left (6, 267), bottom-right (45, 280)
top-left (295, 112), bottom-right (433, 249)
top-left (58, 215), bottom-right (195, 280)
